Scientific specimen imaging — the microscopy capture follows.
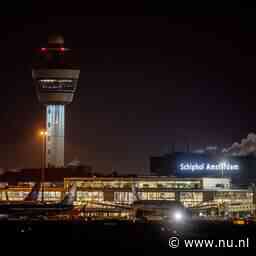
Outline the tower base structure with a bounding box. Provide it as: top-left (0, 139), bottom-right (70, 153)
top-left (46, 105), bottom-right (65, 167)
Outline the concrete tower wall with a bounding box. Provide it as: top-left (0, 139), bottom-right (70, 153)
top-left (46, 105), bottom-right (65, 167)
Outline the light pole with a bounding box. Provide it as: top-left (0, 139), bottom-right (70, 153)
top-left (40, 130), bottom-right (47, 202)
top-left (251, 183), bottom-right (256, 217)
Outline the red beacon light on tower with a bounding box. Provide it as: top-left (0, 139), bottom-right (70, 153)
top-left (40, 47), bottom-right (47, 52)
top-left (60, 47), bottom-right (65, 52)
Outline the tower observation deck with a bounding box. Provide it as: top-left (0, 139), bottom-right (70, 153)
top-left (32, 34), bottom-right (80, 167)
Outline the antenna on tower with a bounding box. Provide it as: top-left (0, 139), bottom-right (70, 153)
top-left (186, 137), bottom-right (190, 153)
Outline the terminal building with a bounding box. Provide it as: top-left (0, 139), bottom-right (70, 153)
top-left (150, 152), bottom-right (256, 186)
top-left (0, 167), bottom-right (255, 218)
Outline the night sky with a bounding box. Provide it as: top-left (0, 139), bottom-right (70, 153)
top-left (0, 9), bottom-right (256, 174)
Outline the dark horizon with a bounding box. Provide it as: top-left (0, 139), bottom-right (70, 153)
top-left (0, 12), bottom-right (256, 174)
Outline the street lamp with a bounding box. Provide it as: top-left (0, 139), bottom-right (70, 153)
top-left (250, 183), bottom-right (256, 217)
top-left (40, 130), bottom-right (47, 202)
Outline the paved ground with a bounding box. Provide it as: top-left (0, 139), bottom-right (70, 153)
top-left (0, 219), bottom-right (255, 250)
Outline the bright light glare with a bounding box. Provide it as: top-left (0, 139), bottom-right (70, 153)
top-left (173, 211), bottom-right (183, 222)
top-left (40, 131), bottom-right (47, 136)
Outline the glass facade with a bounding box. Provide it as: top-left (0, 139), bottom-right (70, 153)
top-left (76, 191), bottom-right (103, 203)
top-left (0, 191), bottom-right (8, 201)
top-left (73, 179), bottom-right (201, 190)
top-left (114, 192), bottom-right (133, 203)
top-left (214, 191), bottom-right (252, 203)
top-left (180, 192), bottom-right (203, 207)
top-left (37, 191), bottom-right (61, 201)
top-left (38, 79), bottom-right (76, 93)
top-left (0, 186), bottom-right (62, 202)
top-left (64, 177), bottom-right (253, 212)
top-left (0, 177), bottom-right (253, 217)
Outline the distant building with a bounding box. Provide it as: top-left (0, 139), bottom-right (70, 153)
top-left (150, 152), bottom-right (256, 185)
top-left (0, 166), bottom-right (92, 185)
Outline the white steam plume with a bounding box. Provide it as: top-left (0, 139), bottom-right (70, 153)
top-left (66, 157), bottom-right (81, 167)
top-left (223, 133), bottom-right (256, 156)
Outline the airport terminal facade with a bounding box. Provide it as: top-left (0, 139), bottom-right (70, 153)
top-left (0, 151), bottom-right (256, 217)
top-left (0, 175), bottom-right (254, 217)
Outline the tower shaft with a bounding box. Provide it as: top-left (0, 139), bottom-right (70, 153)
top-left (46, 105), bottom-right (65, 167)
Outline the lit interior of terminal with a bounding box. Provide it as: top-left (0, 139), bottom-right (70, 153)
top-left (0, 176), bottom-right (254, 219)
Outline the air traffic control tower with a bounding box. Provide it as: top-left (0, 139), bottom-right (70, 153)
top-left (32, 35), bottom-right (80, 167)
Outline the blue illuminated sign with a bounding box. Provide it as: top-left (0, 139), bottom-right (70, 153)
top-left (179, 161), bottom-right (239, 172)
top-left (174, 154), bottom-right (241, 177)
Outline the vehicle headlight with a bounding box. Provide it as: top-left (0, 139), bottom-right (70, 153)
top-left (173, 211), bottom-right (183, 222)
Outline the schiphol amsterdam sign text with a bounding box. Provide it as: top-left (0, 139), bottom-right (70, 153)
top-left (179, 161), bottom-right (239, 172)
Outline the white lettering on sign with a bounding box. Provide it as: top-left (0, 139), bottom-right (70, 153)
top-left (179, 161), bottom-right (239, 172)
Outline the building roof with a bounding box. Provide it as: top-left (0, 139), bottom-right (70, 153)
top-left (0, 166), bottom-right (92, 184)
